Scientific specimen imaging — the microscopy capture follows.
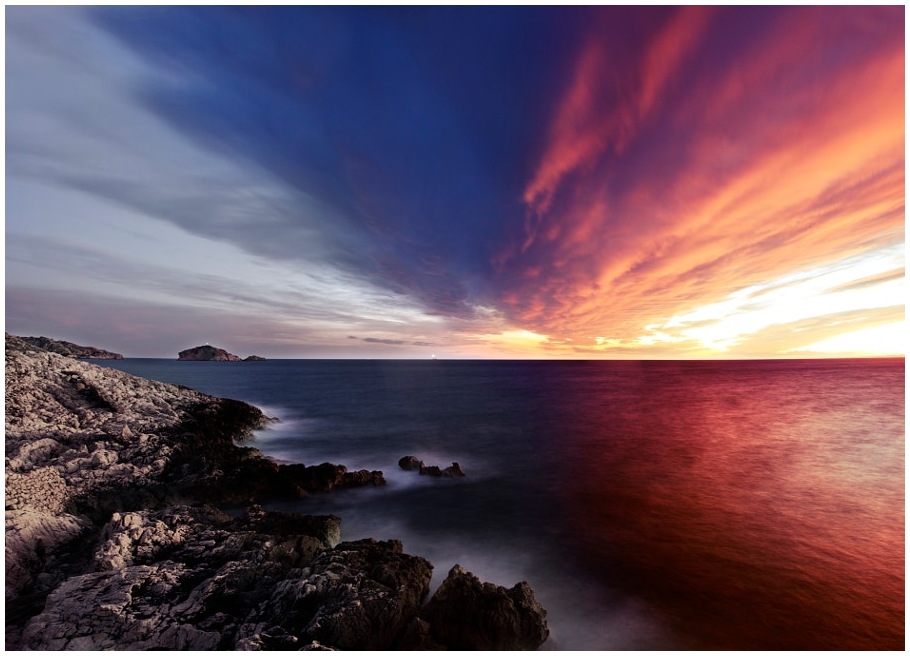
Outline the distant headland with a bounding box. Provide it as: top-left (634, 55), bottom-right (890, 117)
top-left (12, 334), bottom-right (123, 359)
top-left (178, 344), bottom-right (266, 361)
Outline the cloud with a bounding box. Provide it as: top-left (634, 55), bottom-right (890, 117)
top-left (497, 6), bottom-right (904, 353)
top-left (5, 7), bottom-right (903, 359)
top-left (6, 7), bottom-right (487, 329)
top-left (521, 6), bottom-right (713, 220)
top-left (362, 338), bottom-right (406, 345)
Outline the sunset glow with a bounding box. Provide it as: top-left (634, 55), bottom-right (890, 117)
top-left (5, 6), bottom-right (904, 358)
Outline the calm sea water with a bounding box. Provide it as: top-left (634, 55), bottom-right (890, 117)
top-left (96, 358), bottom-right (905, 650)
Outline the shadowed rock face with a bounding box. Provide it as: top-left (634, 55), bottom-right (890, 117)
top-left (4, 334), bottom-right (548, 650)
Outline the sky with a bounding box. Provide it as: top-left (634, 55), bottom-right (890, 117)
top-left (4, 5), bottom-right (905, 359)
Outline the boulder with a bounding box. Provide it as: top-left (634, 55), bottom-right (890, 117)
top-left (398, 455), bottom-right (423, 471)
top-left (419, 464), bottom-right (442, 476)
top-left (419, 565), bottom-right (549, 650)
top-left (237, 539), bottom-right (433, 650)
top-left (442, 462), bottom-right (466, 477)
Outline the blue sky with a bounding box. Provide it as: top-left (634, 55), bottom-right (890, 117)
top-left (5, 6), bottom-right (904, 358)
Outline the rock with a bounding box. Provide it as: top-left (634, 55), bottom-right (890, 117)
top-left (442, 462), bottom-right (466, 477)
top-left (243, 355), bottom-right (267, 361)
top-left (398, 455), bottom-right (423, 471)
top-left (402, 456), bottom-right (466, 477)
top-left (20, 505), bottom-right (344, 650)
top-left (420, 564), bottom-right (549, 650)
top-left (178, 345), bottom-right (242, 361)
top-left (236, 539), bottom-right (433, 650)
top-left (11, 334), bottom-right (123, 359)
top-left (279, 462), bottom-right (386, 493)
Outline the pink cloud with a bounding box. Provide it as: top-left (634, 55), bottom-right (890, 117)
top-left (499, 7), bottom-right (904, 353)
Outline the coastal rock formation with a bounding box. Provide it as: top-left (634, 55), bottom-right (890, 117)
top-left (398, 455), bottom-right (466, 477)
top-left (178, 344), bottom-right (243, 361)
top-left (5, 334), bottom-right (547, 650)
top-left (244, 355), bottom-right (267, 361)
top-left (13, 334), bottom-right (123, 359)
top-left (419, 565), bottom-right (549, 650)
top-left (20, 505), bottom-right (344, 650)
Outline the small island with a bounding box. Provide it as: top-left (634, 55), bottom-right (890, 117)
top-left (178, 344), bottom-right (266, 361)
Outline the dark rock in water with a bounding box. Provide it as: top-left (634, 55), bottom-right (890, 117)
top-left (342, 468), bottom-right (386, 487)
top-left (420, 564), bottom-right (550, 650)
top-left (12, 334), bottom-right (123, 359)
top-left (280, 462), bottom-right (386, 493)
top-left (243, 355), bottom-right (267, 361)
top-left (398, 455), bottom-right (423, 471)
top-left (403, 455), bottom-right (466, 477)
top-left (419, 464), bottom-right (442, 476)
top-left (178, 344), bottom-right (242, 361)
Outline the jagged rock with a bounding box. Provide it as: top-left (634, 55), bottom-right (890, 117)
top-left (442, 462), bottom-right (466, 477)
top-left (279, 462), bottom-right (386, 493)
top-left (236, 539), bottom-right (433, 650)
top-left (419, 462), bottom-right (466, 477)
top-left (419, 464), bottom-right (442, 476)
top-left (402, 456), bottom-right (466, 477)
top-left (20, 506), bottom-right (343, 650)
top-left (398, 455), bottom-right (423, 471)
top-left (5, 509), bottom-right (93, 601)
top-left (420, 565), bottom-right (549, 650)
top-left (178, 345), bottom-right (242, 361)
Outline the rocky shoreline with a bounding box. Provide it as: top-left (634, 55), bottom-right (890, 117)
top-left (14, 335), bottom-right (123, 360)
top-left (4, 334), bottom-right (548, 650)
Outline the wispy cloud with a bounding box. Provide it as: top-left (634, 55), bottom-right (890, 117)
top-left (497, 6), bottom-right (904, 356)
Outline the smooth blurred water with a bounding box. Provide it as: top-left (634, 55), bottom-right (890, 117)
top-left (96, 358), bottom-right (905, 649)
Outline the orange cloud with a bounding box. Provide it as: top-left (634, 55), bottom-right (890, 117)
top-left (500, 6), bottom-right (904, 357)
top-left (521, 7), bottom-right (713, 232)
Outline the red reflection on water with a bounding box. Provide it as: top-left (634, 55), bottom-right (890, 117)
top-left (556, 359), bottom-right (904, 649)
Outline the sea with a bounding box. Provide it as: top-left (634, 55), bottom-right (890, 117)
top-left (94, 357), bottom-right (905, 650)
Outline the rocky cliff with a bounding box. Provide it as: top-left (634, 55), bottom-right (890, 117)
top-left (13, 334), bottom-right (123, 359)
top-left (4, 334), bottom-right (547, 650)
